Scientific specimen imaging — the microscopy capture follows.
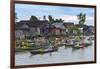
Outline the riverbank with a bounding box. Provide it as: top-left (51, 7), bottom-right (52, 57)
top-left (15, 35), bottom-right (94, 57)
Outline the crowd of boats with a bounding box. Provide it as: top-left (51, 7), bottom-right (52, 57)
top-left (15, 36), bottom-right (94, 55)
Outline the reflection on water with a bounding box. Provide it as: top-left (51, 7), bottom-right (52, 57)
top-left (15, 41), bottom-right (94, 65)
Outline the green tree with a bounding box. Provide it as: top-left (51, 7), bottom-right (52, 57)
top-left (55, 18), bottom-right (64, 22)
top-left (43, 15), bottom-right (46, 21)
top-left (77, 13), bottom-right (86, 47)
top-left (48, 15), bottom-right (54, 24)
top-left (73, 27), bottom-right (82, 37)
top-left (77, 13), bottom-right (86, 27)
top-left (59, 18), bottom-right (64, 22)
top-left (55, 19), bottom-right (59, 22)
top-left (30, 16), bottom-right (39, 21)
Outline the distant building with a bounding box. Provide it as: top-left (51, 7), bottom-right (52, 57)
top-left (41, 24), bottom-right (56, 36)
top-left (15, 20), bottom-right (48, 40)
top-left (63, 22), bottom-right (74, 35)
top-left (15, 22), bottom-right (30, 40)
top-left (41, 22), bottom-right (66, 36)
top-left (52, 23), bottom-right (66, 35)
top-left (83, 25), bottom-right (94, 35)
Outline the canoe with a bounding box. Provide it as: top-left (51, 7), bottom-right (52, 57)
top-left (79, 42), bottom-right (92, 47)
top-left (30, 48), bottom-right (58, 55)
top-left (72, 42), bottom-right (92, 49)
top-left (65, 44), bottom-right (74, 46)
top-left (88, 37), bottom-right (94, 40)
top-left (72, 41), bottom-right (83, 49)
top-left (72, 46), bottom-right (83, 49)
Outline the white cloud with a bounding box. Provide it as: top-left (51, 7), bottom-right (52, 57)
top-left (86, 16), bottom-right (94, 21)
top-left (86, 16), bottom-right (94, 26)
top-left (55, 15), bottom-right (94, 26)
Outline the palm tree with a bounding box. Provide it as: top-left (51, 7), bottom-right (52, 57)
top-left (77, 13), bottom-right (86, 48)
top-left (48, 15), bottom-right (54, 24)
top-left (77, 13), bottom-right (86, 28)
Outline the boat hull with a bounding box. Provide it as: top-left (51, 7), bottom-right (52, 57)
top-left (30, 48), bottom-right (58, 55)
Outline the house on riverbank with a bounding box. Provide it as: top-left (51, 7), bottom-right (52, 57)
top-left (15, 20), bottom-right (48, 40)
top-left (63, 22), bottom-right (75, 35)
top-left (41, 23), bottom-right (66, 36)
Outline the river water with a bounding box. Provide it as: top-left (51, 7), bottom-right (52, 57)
top-left (15, 40), bottom-right (95, 65)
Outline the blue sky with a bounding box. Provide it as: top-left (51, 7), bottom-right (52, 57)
top-left (15, 4), bottom-right (95, 26)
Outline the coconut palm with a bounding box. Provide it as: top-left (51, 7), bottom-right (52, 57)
top-left (77, 13), bottom-right (86, 28)
top-left (48, 15), bottom-right (54, 24)
top-left (77, 13), bottom-right (86, 48)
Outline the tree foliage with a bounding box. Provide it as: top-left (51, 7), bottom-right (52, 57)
top-left (48, 15), bottom-right (54, 24)
top-left (77, 13), bottom-right (86, 27)
top-left (43, 15), bottom-right (46, 20)
top-left (55, 18), bottom-right (64, 22)
top-left (48, 15), bottom-right (64, 24)
top-left (30, 16), bottom-right (39, 21)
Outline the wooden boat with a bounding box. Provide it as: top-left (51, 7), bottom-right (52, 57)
top-left (79, 42), bottom-right (92, 47)
top-left (72, 42), bottom-right (83, 49)
top-left (72, 41), bottom-right (92, 49)
top-left (65, 44), bottom-right (74, 46)
top-left (64, 39), bottom-right (75, 47)
top-left (88, 37), bottom-right (94, 40)
top-left (30, 47), bottom-right (58, 55)
top-left (72, 46), bottom-right (83, 49)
